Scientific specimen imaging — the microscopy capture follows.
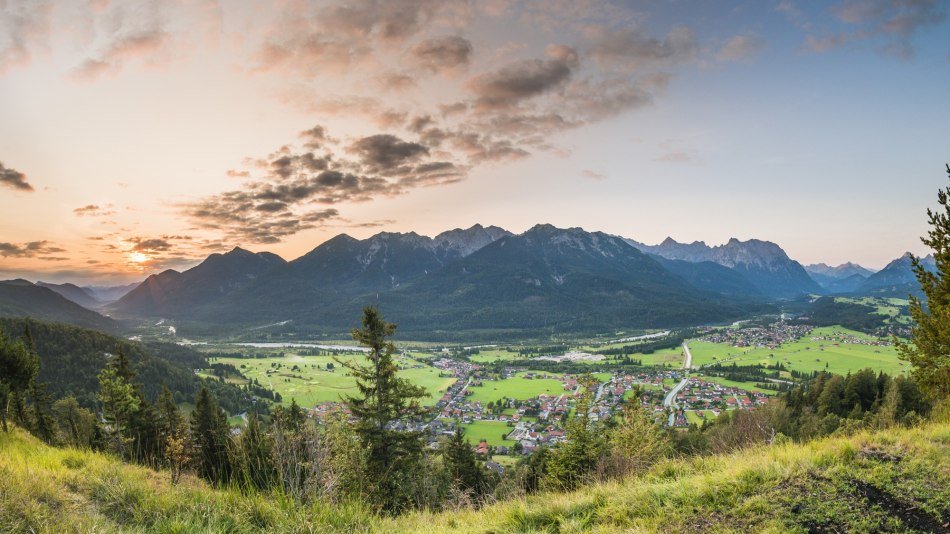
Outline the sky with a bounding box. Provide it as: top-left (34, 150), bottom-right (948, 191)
top-left (1, 0), bottom-right (949, 285)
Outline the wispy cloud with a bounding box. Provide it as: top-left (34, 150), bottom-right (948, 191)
top-left (0, 240), bottom-right (65, 258)
top-left (717, 34), bottom-right (766, 62)
top-left (73, 204), bottom-right (116, 216)
top-left (0, 161), bottom-right (33, 191)
top-left (805, 0), bottom-right (946, 59)
top-left (408, 35), bottom-right (472, 74)
top-left (0, 0), bottom-right (51, 75)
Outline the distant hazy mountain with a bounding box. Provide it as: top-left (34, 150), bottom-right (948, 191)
top-left (804, 262), bottom-right (875, 294)
top-left (820, 273), bottom-right (869, 294)
top-left (805, 262), bottom-right (875, 280)
top-left (858, 252), bottom-right (935, 296)
top-left (83, 282), bottom-right (140, 303)
top-left (629, 237), bottom-right (820, 298)
top-left (0, 280), bottom-right (118, 332)
top-left (36, 281), bottom-right (102, 309)
top-left (113, 247), bottom-right (286, 317)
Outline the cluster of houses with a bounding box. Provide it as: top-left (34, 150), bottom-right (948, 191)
top-left (808, 331), bottom-right (891, 347)
top-left (668, 378), bottom-right (769, 428)
top-left (700, 322), bottom-right (813, 349)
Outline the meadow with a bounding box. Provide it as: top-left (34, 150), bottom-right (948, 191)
top-left (687, 327), bottom-right (908, 376)
top-left (457, 420), bottom-right (516, 447)
top-left (465, 371), bottom-right (570, 404)
top-left (694, 375), bottom-right (778, 395)
top-left (213, 352), bottom-right (456, 408)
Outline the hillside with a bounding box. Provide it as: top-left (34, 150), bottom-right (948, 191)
top-left (0, 318), bottom-right (255, 414)
top-left (0, 280), bottom-right (118, 332)
top-left (113, 247), bottom-right (287, 317)
top-left (859, 253), bottom-right (937, 297)
top-left (1, 421), bottom-right (946, 532)
top-left (35, 281), bottom-right (103, 309)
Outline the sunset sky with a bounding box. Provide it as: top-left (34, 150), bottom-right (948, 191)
top-left (1, 0), bottom-right (949, 285)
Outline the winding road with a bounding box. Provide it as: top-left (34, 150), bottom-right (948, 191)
top-left (663, 377), bottom-right (689, 426)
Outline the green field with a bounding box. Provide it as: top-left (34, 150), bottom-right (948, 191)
top-left (688, 327), bottom-right (908, 376)
top-left (685, 410), bottom-right (710, 425)
top-left (466, 371), bottom-right (570, 403)
top-left (834, 296), bottom-right (911, 324)
top-left (697, 375), bottom-right (778, 395)
top-left (468, 348), bottom-right (523, 363)
top-left (638, 346), bottom-right (685, 367)
top-left (458, 420), bottom-right (516, 447)
top-left (214, 352), bottom-right (455, 408)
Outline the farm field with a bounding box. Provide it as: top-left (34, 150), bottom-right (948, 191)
top-left (468, 348), bottom-right (523, 363)
top-left (696, 375), bottom-right (778, 395)
top-left (687, 326), bottom-right (908, 376)
top-left (458, 420), bottom-right (517, 447)
top-left (213, 352), bottom-right (455, 409)
top-left (466, 371), bottom-right (570, 403)
top-left (637, 346), bottom-right (685, 367)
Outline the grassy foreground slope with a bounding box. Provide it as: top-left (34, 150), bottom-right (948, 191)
top-left (2, 421), bottom-right (948, 533)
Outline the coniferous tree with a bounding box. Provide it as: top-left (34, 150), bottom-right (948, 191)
top-left (28, 382), bottom-right (56, 444)
top-left (190, 386), bottom-right (232, 484)
top-left (442, 425), bottom-right (487, 498)
top-left (100, 349), bottom-right (162, 464)
top-left (51, 396), bottom-right (99, 448)
top-left (543, 376), bottom-right (607, 491)
top-left (897, 164), bottom-right (950, 399)
top-left (0, 327), bottom-right (40, 432)
top-left (97, 364), bottom-right (140, 458)
top-left (339, 307), bottom-right (428, 514)
top-left (156, 385), bottom-right (184, 443)
top-left (236, 411), bottom-right (274, 490)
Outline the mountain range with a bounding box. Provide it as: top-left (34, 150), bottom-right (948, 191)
top-left (0, 280), bottom-right (118, 332)
top-left (857, 252), bottom-right (936, 296)
top-left (0, 224), bottom-right (935, 336)
top-left (108, 224), bottom-right (767, 334)
top-left (804, 262), bottom-right (876, 294)
top-left (626, 237), bottom-right (821, 298)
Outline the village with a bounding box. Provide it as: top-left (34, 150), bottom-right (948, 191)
top-left (700, 321), bottom-right (814, 348)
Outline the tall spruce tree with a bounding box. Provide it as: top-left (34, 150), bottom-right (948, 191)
top-left (191, 386), bottom-right (233, 484)
top-left (897, 164), bottom-right (950, 399)
top-left (98, 350), bottom-right (161, 464)
top-left (339, 307), bottom-right (428, 514)
top-left (543, 376), bottom-right (607, 491)
top-left (443, 425), bottom-right (487, 498)
top-left (97, 365), bottom-right (140, 457)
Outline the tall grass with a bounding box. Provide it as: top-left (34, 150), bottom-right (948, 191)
top-left (2, 419), bottom-right (948, 532)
